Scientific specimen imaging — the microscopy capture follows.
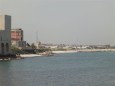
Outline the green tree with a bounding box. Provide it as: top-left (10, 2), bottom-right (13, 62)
top-left (11, 45), bottom-right (27, 54)
top-left (31, 43), bottom-right (37, 49)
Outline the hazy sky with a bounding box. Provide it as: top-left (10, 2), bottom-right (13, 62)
top-left (0, 0), bottom-right (115, 45)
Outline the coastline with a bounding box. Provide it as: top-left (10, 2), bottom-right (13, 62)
top-left (20, 49), bottom-right (115, 58)
top-left (77, 49), bottom-right (115, 52)
top-left (52, 49), bottom-right (115, 54)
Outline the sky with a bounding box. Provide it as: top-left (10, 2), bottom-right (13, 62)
top-left (0, 0), bottom-right (115, 45)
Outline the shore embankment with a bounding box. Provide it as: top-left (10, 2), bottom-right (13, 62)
top-left (20, 54), bottom-right (42, 58)
top-left (0, 54), bottom-right (23, 61)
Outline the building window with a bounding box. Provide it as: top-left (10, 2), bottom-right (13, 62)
top-left (6, 43), bottom-right (9, 53)
top-left (1, 43), bottom-right (4, 54)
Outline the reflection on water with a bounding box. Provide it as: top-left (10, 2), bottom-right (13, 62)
top-left (0, 52), bottom-right (115, 86)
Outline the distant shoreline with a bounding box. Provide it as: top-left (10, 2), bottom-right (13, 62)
top-left (77, 49), bottom-right (115, 52)
top-left (52, 49), bottom-right (115, 53)
top-left (20, 49), bottom-right (115, 58)
top-left (52, 50), bottom-right (78, 54)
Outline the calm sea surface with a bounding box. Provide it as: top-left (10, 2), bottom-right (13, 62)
top-left (0, 52), bottom-right (115, 86)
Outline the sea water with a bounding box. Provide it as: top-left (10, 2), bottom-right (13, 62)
top-left (0, 52), bottom-right (115, 86)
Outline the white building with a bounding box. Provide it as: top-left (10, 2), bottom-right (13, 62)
top-left (0, 15), bottom-right (11, 55)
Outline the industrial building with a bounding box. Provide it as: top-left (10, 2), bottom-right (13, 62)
top-left (11, 28), bottom-right (26, 48)
top-left (0, 15), bottom-right (11, 55)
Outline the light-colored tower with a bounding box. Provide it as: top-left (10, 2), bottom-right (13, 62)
top-left (0, 15), bottom-right (11, 30)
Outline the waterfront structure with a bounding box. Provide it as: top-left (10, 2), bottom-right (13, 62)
top-left (11, 28), bottom-right (26, 48)
top-left (0, 15), bottom-right (11, 55)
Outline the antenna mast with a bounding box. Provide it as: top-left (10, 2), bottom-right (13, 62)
top-left (36, 31), bottom-right (38, 43)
